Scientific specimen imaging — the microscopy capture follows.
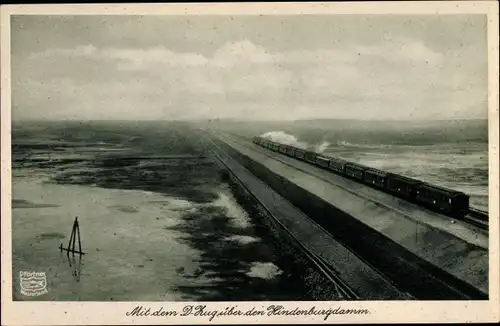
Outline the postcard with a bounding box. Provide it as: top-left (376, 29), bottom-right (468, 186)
top-left (1, 2), bottom-right (499, 325)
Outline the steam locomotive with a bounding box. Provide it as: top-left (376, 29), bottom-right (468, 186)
top-left (252, 136), bottom-right (470, 218)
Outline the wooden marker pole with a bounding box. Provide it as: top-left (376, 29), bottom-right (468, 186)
top-left (59, 217), bottom-right (85, 255)
top-left (71, 219), bottom-right (77, 253)
top-left (76, 218), bottom-right (82, 254)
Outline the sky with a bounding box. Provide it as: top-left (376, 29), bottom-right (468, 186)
top-left (10, 15), bottom-right (488, 121)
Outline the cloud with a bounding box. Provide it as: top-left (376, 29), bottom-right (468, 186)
top-left (32, 44), bottom-right (98, 58)
top-left (12, 37), bottom-right (486, 121)
top-left (212, 40), bottom-right (274, 67)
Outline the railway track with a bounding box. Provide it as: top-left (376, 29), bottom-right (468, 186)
top-left (223, 133), bottom-right (489, 232)
top-left (209, 135), bottom-right (488, 300)
top-left (469, 207), bottom-right (489, 220)
top-left (209, 143), bottom-right (361, 300)
top-left (465, 208), bottom-right (489, 230)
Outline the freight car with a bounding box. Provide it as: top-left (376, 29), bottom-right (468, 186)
top-left (251, 136), bottom-right (471, 218)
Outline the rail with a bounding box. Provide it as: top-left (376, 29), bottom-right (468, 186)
top-left (465, 208), bottom-right (489, 229)
top-left (209, 143), bottom-right (360, 300)
top-left (209, 134), bottom-right (488, 300)
top-left (469, 207), bottom-right (489, 221)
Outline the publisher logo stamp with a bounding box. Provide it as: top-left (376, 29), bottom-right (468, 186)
top-left (20, 271), bottom-right (48, 296)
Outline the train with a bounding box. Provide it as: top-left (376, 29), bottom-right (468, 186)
top-left (252, 136), bottom-right (470, 218)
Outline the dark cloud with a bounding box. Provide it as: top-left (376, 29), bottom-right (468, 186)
top-left (11, 15), bottom-right (486, 56)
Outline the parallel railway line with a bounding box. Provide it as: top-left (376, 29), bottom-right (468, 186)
top-left (209, 143), bottom-right (361, 300)
top-left (210, 134), bottom-right (488, 300)
top-left (465, 208), bottom-right (489, 230)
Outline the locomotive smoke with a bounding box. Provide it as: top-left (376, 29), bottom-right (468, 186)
top-left (315, 141), bottom-right (330, 153)
top-left (260, 131), bottom-right (330, 153)
top-left (260, 131), bottom-right (308, 149)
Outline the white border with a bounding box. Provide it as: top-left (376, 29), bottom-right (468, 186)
top-left (1, 2), bottom-right (499, 325)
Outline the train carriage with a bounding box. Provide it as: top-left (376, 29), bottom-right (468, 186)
top-left (294, 149), bottom-right (306, 160)
top-left (364, 168), bottom-right (387, 189)
top-left (315, 155), bottom-right (330, 168)
top-left (416, 183), bottom-right (469, 217)
top-left (304, 151), bottom-right (317, 163)
top-left (328, 158), bottom-right (346, 174)
top-left (345, 162), bottom-right (365, 181)
top-left (329, 158), bottom-right (345, 173)
top-left (278, 144), bottom-right (288, 154)
top-left (286, 146), bottom-right (296, 157)
top-left (386, 173), bottom-right (422, 201)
